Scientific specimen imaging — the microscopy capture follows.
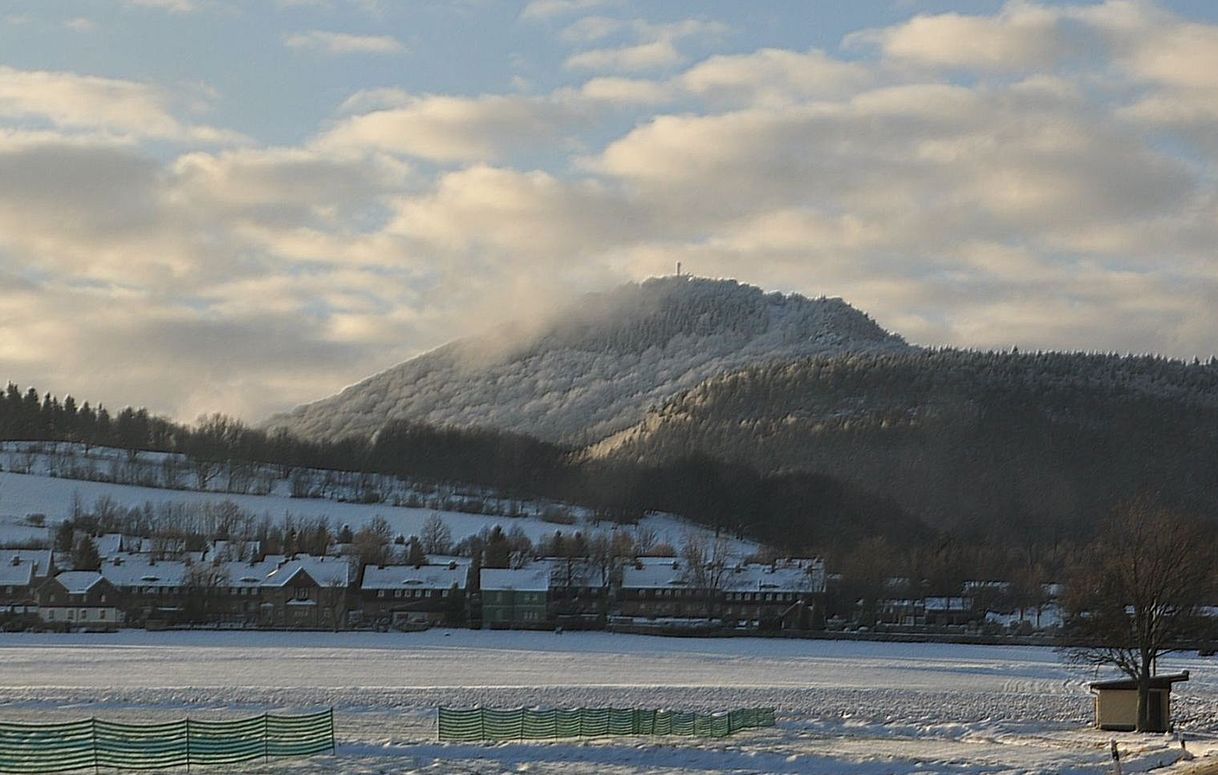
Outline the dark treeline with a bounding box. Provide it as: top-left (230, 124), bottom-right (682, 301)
top-left (0, 384), bottom-right (926, 555)
top-left (604, 349), bottom-right (1218, 540)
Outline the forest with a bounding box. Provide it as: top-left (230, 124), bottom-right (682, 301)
top-left (0, 383), bottom-right (923, 555)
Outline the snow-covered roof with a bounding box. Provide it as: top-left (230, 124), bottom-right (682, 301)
top-left (362, 564), bottom-right (466, 591)
top-left (95, 533), bottom-right (159, 558)
top-left (481, 566), bottom-right (550, 593)
top-left (0, 549), bottom-right (53, 582)
top-left (0, 558), bottom-right (33, 587)
top-left (219, 559), bottom-right (281, 587)
top-left (264, 555), bottom-right (350, 587)
top-left (723, 563), bottom-right (819, 594)
top-left (425, 555), bottom-right (471, 568)
top-left (53, 571), bottom-right (105, 595)
top-left (622, 560), bottom-right (690, 590)
top-left (100, 554), bottom-right (188, 588)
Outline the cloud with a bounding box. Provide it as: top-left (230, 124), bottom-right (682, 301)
top-left (521, 0), bottom-right (616, 21)
top-left (845, 3), bottom-right (1072, 72)
top-left (563, 19), bottom-right (729, 73)
top-left (317, 93), bottom-right (580, 162)
top-left (0, 66), bottom-right (242, 144)
top-left (679, 48), bottom-right (873, 106)
top-left (284, 30), bottom-right (406, 56)
top-left (124, 0), bottom-right (196, 12)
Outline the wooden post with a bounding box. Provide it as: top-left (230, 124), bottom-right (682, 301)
top-left (185, 718), bottom-right (191, 773)
top-left (92, 717), bottom-right (99, 775)
top-left (263, 713), bottom-right (269, 764)
top-left (329, 707), bottom-right (336, 755)
top-left (1110, 739), bottom-right (1122, 775)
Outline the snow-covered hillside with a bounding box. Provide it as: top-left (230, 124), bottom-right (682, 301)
top-left (0, 442), bottom-right (747, 553)
top-left (264, 277), bottom-right (909, 444)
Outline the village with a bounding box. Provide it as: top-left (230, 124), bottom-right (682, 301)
top-left (0, 530), bottom-right (1079, 639)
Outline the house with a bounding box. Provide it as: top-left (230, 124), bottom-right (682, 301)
top-left (0, 549), bottom-right (54, 614)
top-left (99, 554), bottom-right (189, 624)
top-left (37, 572), bottom-right (123, 629)
top-left (207, 558), bottom-right (279, 625)
top-left (543, 556), bottom-right (611, 626)
top-left (924, 596), bottom-right (973, 627)
top-left (618, 558), bottom-right (706, 619)
top-left (720, 560), bottom-right (826, 630)
top-left (480, 566), bottom-right (549, 628)
top-left (259, 555), bottom-right (351, 628)
top-left (1090, 672), bottom-right (1189, 733)
top-left (360, 561), bottom-right (468, 627)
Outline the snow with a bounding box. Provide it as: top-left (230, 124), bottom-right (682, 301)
top-left (0, 467), bottom-right (738, 555)
top-left (481, 565), bottom-right (550, 592)
top-left (362, 563), bottom-right (466, 591)
top-left (266, 277), bottom-right (909, 444)
top-left (1, 631), bottom-right (1216, 773)
top-left (48, 571), bottom-right (103, 594)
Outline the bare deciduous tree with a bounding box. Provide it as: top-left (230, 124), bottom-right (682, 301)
top-left (1061, 499), bottom-right (1214, 732)
top-left (681, 532), bottom-right (732, 619)
top-left (420, 513), bottom-right (453, 555)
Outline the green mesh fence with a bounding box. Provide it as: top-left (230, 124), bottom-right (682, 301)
top-left (0, 710), bottom-right (334, 773)
top-left (438, 706), bottom-right (775, 742)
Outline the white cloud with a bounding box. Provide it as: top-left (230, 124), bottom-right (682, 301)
top-left (845, 3), bottom-right (1071, 72)
top-left (124, 0), bottom-right (196, 12)
top-left (0, 66), bottom-right (242, 144)
top-left (521, 0), bottom-right (616, 21)
top-left (563, 19), bottom-right (729, 73)
top-left (680, 48), bottom-right (872, 106)
top-left (284, 30), bottom-right (406, 56)
top-left (317, 93), bottom-right (580, 162)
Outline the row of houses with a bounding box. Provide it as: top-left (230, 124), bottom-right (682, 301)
top-left (0, 544), bottom-right (827, 632)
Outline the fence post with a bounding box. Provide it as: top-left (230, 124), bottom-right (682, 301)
top-left (329, 707), bottom-right (336, 755)
top-left (185, 718), bottom-right (191, 773)
top-left (263, 713), bottom-right (269, 764)
top-left (479, 706), bottom-right (485, 741)
top-left (92, 717), bottom-right (99, 775)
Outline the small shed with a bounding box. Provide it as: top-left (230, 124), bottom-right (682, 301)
top-left (1089, 671), bottom-right (1189, 732)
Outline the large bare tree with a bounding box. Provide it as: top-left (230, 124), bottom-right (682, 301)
top-left (1061, 499), bottom-right (1214, 732)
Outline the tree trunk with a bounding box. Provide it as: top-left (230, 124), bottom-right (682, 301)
top-left (1136, 669), bottom-right (1151, 733)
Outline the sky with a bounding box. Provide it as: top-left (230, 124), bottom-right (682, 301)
top-left (1, 0), bottom-right (1218, 424)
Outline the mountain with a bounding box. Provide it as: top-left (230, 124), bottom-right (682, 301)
top-left (265, 277), bottom-right (909, 444)
top-left (590, 350), bottom-right (1218, 534)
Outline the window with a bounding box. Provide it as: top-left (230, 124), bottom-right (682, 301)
top-left (100, 610), bottom-right (106, 620)
top-left (377, 590), bottom-right (385, 599)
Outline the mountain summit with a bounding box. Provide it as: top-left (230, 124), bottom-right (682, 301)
top-left (265, 277), bottom-right (909, 444)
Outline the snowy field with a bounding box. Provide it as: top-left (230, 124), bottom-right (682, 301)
top-left (1, 631), bottom-right (1216, 774)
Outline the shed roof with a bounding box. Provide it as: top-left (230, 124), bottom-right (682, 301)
top-left (1090, 672), bottom-right (1189, 691)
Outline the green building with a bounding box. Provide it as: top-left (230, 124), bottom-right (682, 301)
top-left (480, 566), bottom-right (550, 628)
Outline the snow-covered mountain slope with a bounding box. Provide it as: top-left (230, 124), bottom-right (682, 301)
top-left (265, 277), bottom-right (909, 444)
